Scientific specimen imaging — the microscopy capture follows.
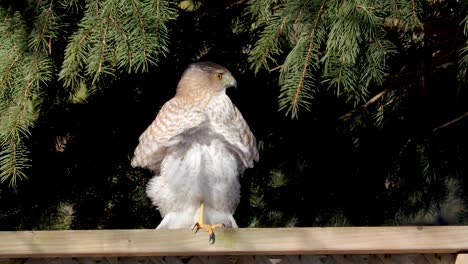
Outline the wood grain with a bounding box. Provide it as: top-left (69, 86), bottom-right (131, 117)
top-left (0, 255), bottom-right (459, 264)
top-left (456, 254), bottom-right (468, 264)
top-left (0, 227), bottom-right (468, 258)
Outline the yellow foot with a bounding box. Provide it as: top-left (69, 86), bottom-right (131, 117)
top-left (193, 202), bottom-right (226, 244)
top-left (192, 222), bottom-right (225, 244)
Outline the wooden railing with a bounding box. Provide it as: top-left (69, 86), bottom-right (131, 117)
top-left (1, 226), bottom-right (468, 263)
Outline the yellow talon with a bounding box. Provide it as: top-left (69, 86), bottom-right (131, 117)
top-left (192, 202), bottom-right (225, 244)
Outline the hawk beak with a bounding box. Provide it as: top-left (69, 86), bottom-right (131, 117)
top-left (228, 77), bottom-right (237, 89)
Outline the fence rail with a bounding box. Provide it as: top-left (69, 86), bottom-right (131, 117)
top-left (1, 226), bottom-right (468, 263)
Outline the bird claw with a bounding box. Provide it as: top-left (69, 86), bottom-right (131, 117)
top-left (209, 233), bottom-right (215, 244)
top-left (192, 222), bottom-right (225, 244)
top-left (192, 223), bottom-right (201, 234)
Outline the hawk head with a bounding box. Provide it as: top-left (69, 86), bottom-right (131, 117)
top-left (176, 62), bottom-right (237, 97)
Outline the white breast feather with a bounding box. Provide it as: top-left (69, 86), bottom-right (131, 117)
top-left (145, 96), bottom-right (244, 228)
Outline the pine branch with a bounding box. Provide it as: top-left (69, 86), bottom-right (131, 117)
top-left (130, 0), bottom-right (148, 66)
top-left (39, 0), bottom-right (53, 54)
top-left (463, 14), bottom-right (468, 35)
top-left (362, 90), bottom-right (387, 108)
top-left (95, 0), bottom-right (100, 16)
top-left (59, 0), bottom-right (176, 89)
top-left (59, 22), bottom-right (96, 89)
top-left (339, 90), bottom-right (388, 120)
top-left (250, 15), bottom-right (288, 73)
top-left (97, 16), bottom-right (109, 82)
top-left (270, 65), bottom-right (282, 72)
top-left (411, 0), bottom-right (417, 22)
top-left (404, 0), bottom-right (423, 31)
top-left (0, 140), bottom-right (30, 186)
top-left (250, 0), bottom-right (333, 117)
top-left (248, 0), bottom-right (315, 73)
top-left (245, 0), bottom-right (276, 25)
top-left (0, 80), bottom-right (32, 186)
top-left (155, 0), bottom-right (161, 46)
top-left (0, 55), bottom-right (20, 87)
top-left (29, 0), bottom-right (60, 55)
top-left (109, 14), bottom-right (133, 64)
top-left (393, 0), bottom-right (399, 15)
top-left (0, 7), bottom-right (53, 186)
top-left (291, 0), bottom-right (326, 115)
top-left (278, 34), bottom-right (316, 117)
top-left (60, 0), bottom-right (80, 13)
top-left (459, 14), bottom-right (468, 82)
top-left (363, 36), bottom-right (397, 87)
top-left (433, 112), bottom-right (468, 132)
top-left (276, 0), bottom-right (331, 118)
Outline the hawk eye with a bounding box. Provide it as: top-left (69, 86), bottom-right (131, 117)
top-left (215, 73), bottom-right (223, 80)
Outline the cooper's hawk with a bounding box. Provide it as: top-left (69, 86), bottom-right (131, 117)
top-left (131, 62), bottom-right (259, 243)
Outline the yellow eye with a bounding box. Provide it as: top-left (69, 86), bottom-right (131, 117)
top-left (215, 73), bottom-right (223, 80)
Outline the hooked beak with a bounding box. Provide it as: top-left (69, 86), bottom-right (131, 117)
top-left (226, 75), bottom-right (237, 89)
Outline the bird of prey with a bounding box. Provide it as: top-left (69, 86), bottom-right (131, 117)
top-left (131, 62), bottom-right (259, 243)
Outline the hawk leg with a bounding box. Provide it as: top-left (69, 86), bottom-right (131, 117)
top-left (192, 202), bottom-right (224, 244)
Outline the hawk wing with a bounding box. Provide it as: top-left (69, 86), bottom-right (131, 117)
top-left (131, 97), bottom-right (206, 173)
top-left (209, 95), bottom-right (259, 171)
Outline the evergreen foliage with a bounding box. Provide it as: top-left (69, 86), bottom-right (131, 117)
top-left (248, 0), bottom-right (407, 118)
top-left (245, 0), bottom-right (468, 226)
top-left (0, 0), bottom-right (176, 186)
top-left (0, 8), bottom-right (53, 186)
top-left (59, 0), bottom-right (176, 90)
top-left (460, 12), bottom-right (468, 82)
